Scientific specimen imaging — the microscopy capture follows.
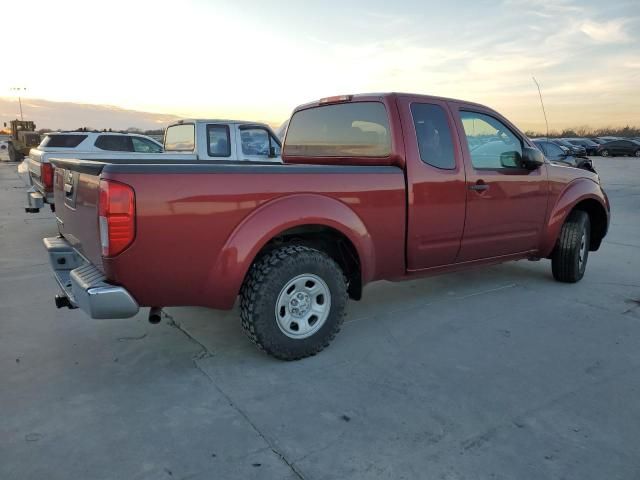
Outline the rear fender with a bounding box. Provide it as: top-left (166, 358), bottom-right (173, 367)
top-left (205, 194), bottom-right (375, 309)
top-left (540, 178), bottom-right (608, 257)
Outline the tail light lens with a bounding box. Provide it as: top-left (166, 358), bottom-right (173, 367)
top-left (98, 180), bottom-right (135, 257)
top-left (41, 163), bottom-right (54, 192)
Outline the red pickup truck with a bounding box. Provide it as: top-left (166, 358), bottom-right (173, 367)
top-left (45, 93), bottom-right (610, 360)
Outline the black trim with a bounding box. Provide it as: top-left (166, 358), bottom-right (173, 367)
top-left (49, 158), bottom-right (107, 175)
top-left (206, 124), bottom-right (231, 158)
top-left (102, 163), bottom-right (400, 175)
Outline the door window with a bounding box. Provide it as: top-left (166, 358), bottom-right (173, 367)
top-left (240, 127), bottom-right (280, 158)
top-left (410, 103), bottom-right (456, 169)
top-left (132, 137), bottom-right (162, 153)
top-left (460, 111), bottom-right (522, 169)
top-left (95, 135), bottom-right (134, 151)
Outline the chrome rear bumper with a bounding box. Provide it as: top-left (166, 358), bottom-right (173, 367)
top-left (25, 187), bottom-right (44, 212)
top-left (44, 236), bottom-right (139, 319)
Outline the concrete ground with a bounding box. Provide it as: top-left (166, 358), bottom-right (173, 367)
top-left (1, 158), bottom-right (639, 480)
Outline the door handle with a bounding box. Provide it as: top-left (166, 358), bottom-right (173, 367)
top-left (469, 181), bottom-right (489, 192)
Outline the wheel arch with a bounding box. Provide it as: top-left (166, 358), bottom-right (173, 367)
top-left (541, 179), bottom-right (609, 257)
top-left (205, 194), bottom-right (374, 309)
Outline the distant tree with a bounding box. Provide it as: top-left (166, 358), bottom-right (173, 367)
top-left (525, 125), bottom-right (640, 138)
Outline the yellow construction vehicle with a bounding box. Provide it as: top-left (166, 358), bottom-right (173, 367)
top-left (5, 120), bottom-right (41, 162)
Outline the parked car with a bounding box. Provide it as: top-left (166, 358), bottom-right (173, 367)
top-left (596, 136), bottom-right (622, 143)
top-left (25, 131), bottom-right (163, 213)
top-left (597, 139), bottom-right (640, 157)
top-left (44, 93), bottom-right (609, 360)
top-left (25, 121), bottom-right (282, 213)
top-left (562, 137), bottom-right (600, 156)
top-left (551, 139), bottom-right (587, 158)
top-left (532, 139), bottom-right (594, 171)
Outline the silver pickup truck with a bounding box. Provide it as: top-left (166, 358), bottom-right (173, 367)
top-left (25, 120), bottom-right (282, 212)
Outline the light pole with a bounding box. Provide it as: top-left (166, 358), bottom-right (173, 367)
top-left (10, 87), bottom-right (27, 121)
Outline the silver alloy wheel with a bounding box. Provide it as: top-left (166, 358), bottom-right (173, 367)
top-left (275, 274), bottom-right (331, 339)
top-left (601, 149), bottom-right (609, 157)
top-left (635, 150), bottom-right (640, 157)
top-left (578, 230), bottom-right (587, 270)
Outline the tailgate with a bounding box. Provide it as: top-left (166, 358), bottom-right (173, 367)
top-left (51, 159), bottom-right (106, 270)
top-left (27, 150), bottom-right (45, 190)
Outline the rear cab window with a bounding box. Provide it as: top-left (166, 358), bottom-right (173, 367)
top-left (164, 124), bottom-right (195, 151)
top-left (40, 134), bottom-right (88, 148)
top-left (207, 125), bottom-right (231, 157)
top-left (284, 102), bottom-right (391, 157)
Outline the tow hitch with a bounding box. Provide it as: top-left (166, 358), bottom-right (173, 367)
top-left (54, 294), bottom-right (77, 309)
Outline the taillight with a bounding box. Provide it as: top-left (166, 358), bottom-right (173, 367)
top-left (41, 163), bottom-right (54, 192)
top-left (319, 95), bottom-right (353, 104)
top-left (98, 180), bottom-right (135, 257)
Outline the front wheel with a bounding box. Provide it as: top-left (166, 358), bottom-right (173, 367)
top-left (551, 210), bottom-right (591, 283)
top-left (600, 149), bottom-right (609, 157)
top-left (635, 150), bottom-right (640, 158)
top-left (240, 245), bottom-right (348, 360)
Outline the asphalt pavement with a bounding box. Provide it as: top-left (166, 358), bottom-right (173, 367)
top-left (1, 158), bottom-right (639, 480)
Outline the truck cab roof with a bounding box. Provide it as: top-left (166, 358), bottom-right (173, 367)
top-left (293, 92), bottom-right (490, 112)
top-left (172, 119), bottom-right (273, 127)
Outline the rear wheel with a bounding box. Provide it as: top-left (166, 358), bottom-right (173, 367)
top-left (240, 245), bottom-right (348, 360)
top-left (551, 210), bottom-right (590, 283)
top-left (8, 143), bottom-right (17, 162)
top-left (600, 149), bottom-right (609, 157)
top-left (634, 150), bottom-right (640, 158)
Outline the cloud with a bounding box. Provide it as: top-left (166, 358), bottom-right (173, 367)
top-left (0, 97), bottom-right (181, 130)
top-left (580, 19), bottom-right (631, 43)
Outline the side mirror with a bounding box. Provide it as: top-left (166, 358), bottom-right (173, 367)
top-left (499, 151), bottom-right (521, 168)
top-left (522, 146), bottom-right (545, 169)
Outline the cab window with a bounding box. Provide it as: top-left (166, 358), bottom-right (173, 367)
top-left (460, 111), bottom-right (522, 169)
top-left (284, 102), bottom-right (391, 157)
top-left (410, 103), bottom-right (456, 169)
top-left (240, 127), bottom-right (280, 157)
top-left (207, 125), bottom-right (231, 157)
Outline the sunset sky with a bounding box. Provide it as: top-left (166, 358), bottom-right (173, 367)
top-left (2, 0), bottom-right (639, 131)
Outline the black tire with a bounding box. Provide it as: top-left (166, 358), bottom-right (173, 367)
top-left (551, 210), bottom-right (591, 283)
top-left (8, 143), bottom-right (17, 162)
top-left (600, 149), bottom-right (609, 157)
top-left (240, 244), bottom-right (348, 360)
top-left (634, 150), bottom-right (640, 158)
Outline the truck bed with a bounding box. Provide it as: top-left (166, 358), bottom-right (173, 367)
top-left (51, 158), bottom-right (406, 310)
